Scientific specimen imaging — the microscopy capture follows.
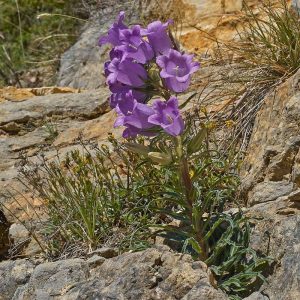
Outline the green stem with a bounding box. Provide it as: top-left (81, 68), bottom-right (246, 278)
top-left (174, 136), bottom-right (208, 261)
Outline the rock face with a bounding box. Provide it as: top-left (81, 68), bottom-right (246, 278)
top-left (240, 69), bottom-right (300, 299)
top-left (57, 0), bottom-right (140, 90)
top-left (0, 247), bottom-right (227, 300)
top-left (0, 87), bottom-right (114, 228)
top-left (0, 259), bottom-right (37, 300)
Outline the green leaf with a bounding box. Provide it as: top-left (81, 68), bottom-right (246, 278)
top-left (187, 127), bottom-right (207, 155)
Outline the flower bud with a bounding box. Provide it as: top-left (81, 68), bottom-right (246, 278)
top-left (125, 143), bottom-right (151, 156)
top-left (148, 152), bottom-right (172, 165)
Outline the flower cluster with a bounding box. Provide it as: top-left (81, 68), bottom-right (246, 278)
top-left (99, 12), bottom-right (200, 138)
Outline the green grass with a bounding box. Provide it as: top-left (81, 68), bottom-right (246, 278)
top-left (235, 0), bottom-right (300, 81)
top-left (0, 0), bottom-right (87, 87)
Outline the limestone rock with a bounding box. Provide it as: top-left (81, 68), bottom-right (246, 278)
top-left (240, 68), bottom-right (300, 200)
top-left (9, 223), bottom-right (29, 245)
top-left (0, 89), bottom-right (109, 130)
top-left (0, 259), bottom-right (37, 300)
top-left (11, 247), bottom-right (226, 300)
top-left (240, 68), bottom-right (300, 300)
top-left (57, 0), bottom-right (139, 90)
top-left (87, 246), bottom-right (118, 259)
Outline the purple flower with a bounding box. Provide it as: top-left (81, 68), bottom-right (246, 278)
top-left (156, 49), bottom-right (200, 93)
top-left (106, 57), bottom-right (147, 87)
top-left (115, 25), bottom-right (154, 64)
top-left (109, 85), bottom-right (146, 108)
top-left (114, 91), bottom-right (155, 138)
top-left (142, 20), bottom-right (173, 55)
top-left (99, 11), bottom-right (127, 46)
top-left (148, 96), bottom-right (184, 136)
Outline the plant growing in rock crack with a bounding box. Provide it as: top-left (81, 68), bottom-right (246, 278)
top-left (1, 10), bottom-right (272, 300)
top-left (97, 11), bottom-right (271, 298)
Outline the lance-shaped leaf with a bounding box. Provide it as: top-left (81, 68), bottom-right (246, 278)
top-left (187, 127), bottom-right (207, 154)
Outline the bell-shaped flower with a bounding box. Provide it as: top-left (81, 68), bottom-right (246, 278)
top-left (109, 85), bottom-right (146, 108)
top-left (99, 11), bottom-right (127, 46)
top-left (115, 25), bottom-right (154, 64)
top-left (148, 96), bottom-right (184, 136)
top-left (142, 20), bottom-right (173, 55)
top-left (106, 57), bottom-right (147, 87)
top-left (114, 91), bottom-right (155, 137)
top-left (156, 49), bottom-right (200, 93)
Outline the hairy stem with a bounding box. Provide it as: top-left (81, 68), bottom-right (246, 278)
top-left (175, 136), bottom-right (208, 261)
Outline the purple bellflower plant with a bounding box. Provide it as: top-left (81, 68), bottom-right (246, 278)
top-left (99, 11), bottom-right (199, 138)
top-left (99, 12), bottom-right (213, 262)
top-left (114, 91), bottom-right (155, 138)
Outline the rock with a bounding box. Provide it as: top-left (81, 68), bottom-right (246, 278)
top-left (87, 246), bottom-right (118, 259)
top-left (57, 0), bottom-right (140, 90)
top-left (248, 181), bottom-right (294, 206)
top-left (15, 258), bottom-right (90, 300)
top-left (86, 255), bottom-right (106, 268)
top-left (243, 291), bottom-right (269, 300)
top-left (9, 223), bottom-right (29, 245)
top-left (0, 89), bottom-right (109, 130)
top-left (247, 206), bottom-right (300, 300)
top-left (240, 68), bottom-right (300, 299)
top-left (0, 258), bottom-right (37, 300)
top-left (240, 68), bottom-right (300, 200)
top-left (11, 247), bottom-right (226, 300)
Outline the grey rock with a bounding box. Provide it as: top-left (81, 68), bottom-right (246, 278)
top-left (243, 292), bottom-right (269, 300)
top-left (248, 206), bottom-right (300, 300)
top-left (240, 69), bottom-right (300, 200)
top-left (16, 259), bottom-right (90, 299)
top-left (248, 181), bottom-right (294, 206)
top-left (240, 68), bottom-right (300, 300)
top-left (12, 247), bottom-right (226, 300)
top-left (0, 89), bottom-right (109, 128)
top-left (86, 255), bottom-right (105, 268)
top-left (0, 259), bottom-right (37, 300)
top-left (88, 246), bottom-right (118, 259)
top-left (9, 223), bottom-right (30, 245)
top-left (57, 1), bottom-right (139, 90)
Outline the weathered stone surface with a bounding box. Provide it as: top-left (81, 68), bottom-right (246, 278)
top-left (15, 259), bottom-right (89, 300)
top-left (57, 0), bottom-right (139, 90)
top-left (0, 259), bottom-right (37, 300)
top-left (240, 68), bottom-right (300, 200)
top-left (248, 181), bottom-right (294, 206)
top-left (243, 291), bottom-right (269, 300)
top-left (240, 69), bottom-right (300, 300)
top-left (88, 246), bottom-right (118, 259)
top-left (247, 204), bottom-right (300, 300)
top-left (9, 223), bottom-right (29, 245)
top-left (11, 247), bottom-right (226, 300)
top-left (0, 89), bottom-right (109, 129)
